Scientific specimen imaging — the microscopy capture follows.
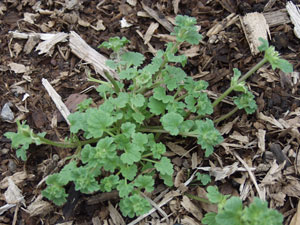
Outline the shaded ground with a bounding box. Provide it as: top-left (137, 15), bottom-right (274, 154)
top-left (1, 0), bottom-right (300, 224)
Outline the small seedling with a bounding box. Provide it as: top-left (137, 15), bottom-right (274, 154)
top-left (202, 186), bottom-right (283, 225)
top-left (5, 15), bottom-right (292, 218)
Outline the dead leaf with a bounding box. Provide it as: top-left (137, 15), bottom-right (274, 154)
top-left (257, 129), bottom-right (266, 153)
top-left (4, 178), bottom-right (24, 204)
top-left (174, 169), bottom-right (185, 188)
top-left (0, 171), bottom-right (34, 189)
top-left (283, 179), bottom-right (300, 198)
top-left (229, 131), bottom-right (249, 143)
top-left (120, 17), bottom-right (132, 28)
top-left (91, 20), bottom-right (106, 31)
top-left (144, 22), bottom-right (159, 44)
top-left (196, 187), bottom-right (217, 213)
top-left (13, 43), bottom-right (23, 57)
top-left (24, 35), bottom-right (40, 54)
top-left (181, 196), bottom-right (203, 221)
top-left (181, 215), bottom-right (201, 225)
top-left (8, 62), bottom-right (30, 74)
top-left (258, 112), bottom-right (284, 129)
top-left (27, 195), bottom-right (53, 216)
top-left (126, 0), bottom-right (137, 6)
top-left (166, 142), bottom-right (190, 157)
top-left (78, 18), bottom-right (90, 27)
top-left (269, 192), bottom-right (286, 207)
top-left (0, 2), bottom-right (7, 15)
top-left (191, 152), bottom-right (198, 169)
top-left (35, 32), bottom-right (68, 55)
top-left (261, 161), bottom-right (284, 186)
top-left (179, 45), bottom-right (200, 58)
top-left (23, 12), bottom-right (39, 24)
top-left (108, 201), bottom-right (125, 225)
top-left (290, 200), bottom-right (300, 225)
top-left (241, 12), bottom-right (270, 55)
top-left (57, 93), bottom-right (88, 122)
top-left (173, 0), bottom-right (181, 14)
top-left (209, 162), bottom-right (239, 181)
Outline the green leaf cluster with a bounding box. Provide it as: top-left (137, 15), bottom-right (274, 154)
top-left (202, 186), bottom-right (283, 225)
top-left (4, 121), bottom-right (46, 160)
top-left (258, 38), bottom-right (293, 73)
top-left (4, 15), bottom-right (293, 219)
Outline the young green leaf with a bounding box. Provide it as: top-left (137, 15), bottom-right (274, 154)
top-left (121, 122), bottom-right (136, 138)
top-left (121, 51), bottom-right (145, 67)
top-left (132, 132), bottom-right (148, 148)
top-left (99, 36), bottom-right (129, 52)
top-left (155, 157), bottom-right (174, 176)
top-left (148, 97), bottom-right (166, 115)
top-left (206, 186), bottom-right (229, 206)
top-left (215, 197), bottom-right (243, 225)
top-left (119, 194), bottom-right (151, 218)
top-left (117, 180), bottom-right (134, 198)
top-left (153, 86), bottom-right (174, 103)
top-left (86, 108), bottom-right (114, 138)
top-left (132, 111), bottom-right (145, 124)
top-left (196, 173), bottom-right (211, 185)
top-left (130, 93), bottom-right (145, 108)
top-left (185, 95), bottom-right (197, 113)
top-left (81, 137), bottom-right (117, 168)
top-left (119, 67), bottom-right (139, 80)
top-left (120, 164), bottom-right (137, 181)
top-left (77, 98), bottom-right (93, 112)
top-left (171, 15), bottom-right (202, 44)
top-left (195, 119), bottom-right (224, 157)
top-left (99, 175), bottom-right (119, 192)
top-left (152, 142), bottom-right (166, 159)
top-left (242, 198), bottom-right (283, 225)
top-left (111, 92), bottom-right (129, 108)
top-left (230, 68), bottom-right (247, 93)
top-left (234, 91), bottom-right (257, 114)
top-left (259, 38), bottom-right (293, 73)
top-left (163, 65), bottom-right (187, 91)
top-left (160, 112), bottom-right (184, 135)
top-left (121, 143), bottom-right (142, 165)
top-left (165, 43), bottom-right (187, 67)
top-left (196, 93), bottom-right (213, 116)
top-left (202, 212), bottom-right (218, 225)
top-left (42, 183), bottom-right (68, 206)
top-left (160, 173), bottom-right (173, 186)
top-left (134, 175), bottom-right (154, 192)
top-left (72, 166), bottom-right (101, 194)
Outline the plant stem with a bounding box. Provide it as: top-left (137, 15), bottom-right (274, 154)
top-left (139, 127), bottom-right (198, 138)
top-left (139, 42), bottom-right (181, 94)
top-left (141, 158), bottom-right (157, 164)
top-left (175, 93), bottom-right (188, 101)
top-left (238, 57), bottom-right (268, 83)
top-left (142, 153), bottom-right (153, 158)
top-left (214, 106), bottom-right (239, 124)
top-left (87, 76), bottom-right (111, 86)
top-left (184, 193), bottom-right (210, 204)
top-left (104, 70), bottom-right (120, 93)
top-left (211, 57), bottom-right (268, 109)
top-left (35, 133), bottom-right (99, 149)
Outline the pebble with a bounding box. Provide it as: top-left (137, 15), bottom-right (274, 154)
top-left (0, 148), bottom-right (10, 155)
top-left (1, 102), bottom-right (14, 121)
top-left (8, 159), bottom-right (17, 172)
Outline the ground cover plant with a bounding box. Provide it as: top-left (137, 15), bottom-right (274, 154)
top-left (5, 15), bottom-right (292, 219)
top-left (202, 186), bottom-right (283, 225)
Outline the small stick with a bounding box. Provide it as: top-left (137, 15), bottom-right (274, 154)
top-left (232, 150), bottom-right (265, 200)
top-left (42, 78), bottom-right (71, 125)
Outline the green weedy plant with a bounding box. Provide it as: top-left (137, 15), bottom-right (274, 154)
top-left (5, 15), bottom-right (292, 218)
top-left (202, 186), bottom-right (283, 225)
